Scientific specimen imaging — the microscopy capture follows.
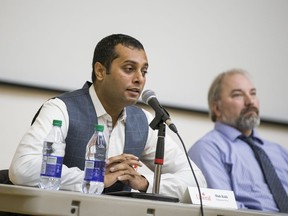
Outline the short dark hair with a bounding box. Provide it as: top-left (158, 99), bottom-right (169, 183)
top-left (91, 34), bottom-right (145, 82)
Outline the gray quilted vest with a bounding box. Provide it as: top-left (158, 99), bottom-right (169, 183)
top-left (57, 82), bottom-right (149, 192)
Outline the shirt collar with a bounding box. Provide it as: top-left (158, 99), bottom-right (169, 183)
top-left (215, 121), bottom-right (263, 144)
top-left (88, 84), bottom-right (126, 122)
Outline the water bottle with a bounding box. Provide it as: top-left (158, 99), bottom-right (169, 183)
top-left (82, 124), bottom-right (108, 194)
top-left (39, 119), bottom-right (66, 190)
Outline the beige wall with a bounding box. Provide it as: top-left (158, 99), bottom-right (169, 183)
top-left (1, 84), bottom-right (287, 170)
top-left (1, 1), bottom-right (288, 124)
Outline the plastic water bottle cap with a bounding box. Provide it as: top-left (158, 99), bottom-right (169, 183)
top-left (95, 124), bottom-right (104, 132)
top-left (53, 120), bottom-right (62, 127)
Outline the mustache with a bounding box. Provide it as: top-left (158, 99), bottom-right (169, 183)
top-left (240, 106), bottom-right (259, 116)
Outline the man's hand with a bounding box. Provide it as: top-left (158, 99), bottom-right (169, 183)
top-left (104, 153), bottom-right (149, 192)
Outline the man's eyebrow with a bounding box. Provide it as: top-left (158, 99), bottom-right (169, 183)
top-left (122, 60), bottom-right (149, 67)
top-left (230, 88), bottom-right (257, 94)
top-left (231, 89), bottom-right (243, 93)
top-left (123, 59), bottom-right (135, 63)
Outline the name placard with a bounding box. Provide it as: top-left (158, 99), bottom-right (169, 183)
top-left (186, 187), bottom-right (237, 209)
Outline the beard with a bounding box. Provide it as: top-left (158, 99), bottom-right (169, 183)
top-left (236, 107), bottom-right (260, 130)
top-left (222, 106), bottom-right (260, 130)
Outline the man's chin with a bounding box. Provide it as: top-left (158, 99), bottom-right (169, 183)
top-left (243, 112), bottom-right (258, 119)
top-left (238, 117), bottom-right (260, 130)
top-left (125, 98), bottom-right (138, 106)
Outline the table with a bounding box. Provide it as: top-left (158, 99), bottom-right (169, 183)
top-left (0, 184), bottom-right (285, 216)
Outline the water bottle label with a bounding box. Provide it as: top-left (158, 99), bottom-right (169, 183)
top-left (84, 160), bottom-right (106, 182)
top-left (40, 155), bottom-right (64, 178)
top-left (95, 135), bottom-right (107, 160)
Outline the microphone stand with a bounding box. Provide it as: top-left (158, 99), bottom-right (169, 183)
top-left (152, 122), bottom-right (165, 194)
top-left (147, 112), bottom-right (179, 202)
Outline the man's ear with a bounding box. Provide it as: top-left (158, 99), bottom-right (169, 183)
top-left (94, 62), bottom-right (106, 81)
top-left (212, 101), bottom-right (221, 119)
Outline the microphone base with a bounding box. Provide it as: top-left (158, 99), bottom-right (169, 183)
top-left (106, 191), bottom-right (179, 202)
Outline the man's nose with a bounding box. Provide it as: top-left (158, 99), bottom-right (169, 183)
top-left (134, 70), bottom-right (145, 83)
top-left (244, 94), bottom-right (255, 106)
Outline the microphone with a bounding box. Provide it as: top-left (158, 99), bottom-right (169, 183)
top-left (141, 90), bottom-right (178, 133)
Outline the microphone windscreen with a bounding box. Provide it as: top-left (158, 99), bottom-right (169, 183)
top-left (141, 90), bottom-right (156, 104)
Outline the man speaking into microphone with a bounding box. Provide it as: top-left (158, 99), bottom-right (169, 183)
top-left (9, 33), bottom-right (207, 202)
